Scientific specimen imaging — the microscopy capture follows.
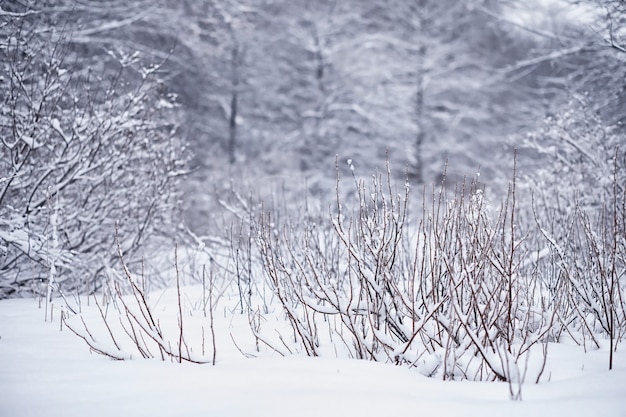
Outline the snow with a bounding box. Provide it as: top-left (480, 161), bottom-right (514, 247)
top-left (1, 292), bottom-right (625, 417)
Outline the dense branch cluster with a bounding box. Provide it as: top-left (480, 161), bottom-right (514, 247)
top-left (0, 1), bottom-right (186, 297)
top-left (249, 160), bottom-right (623, 390)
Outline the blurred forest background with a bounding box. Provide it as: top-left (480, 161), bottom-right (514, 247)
top-left (154, 0), bottom-right (624, 232)
top-left (0, 0), bottom-right (624, 296)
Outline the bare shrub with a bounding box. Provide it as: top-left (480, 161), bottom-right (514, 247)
top-left (63, 232), bottom-right (219, 364)
top-left (534, 151), bottom-right (626, 370)
top-left (252, 158), bottom-right (553, 399)
top-left (0, 2), bottom-right (186, 299)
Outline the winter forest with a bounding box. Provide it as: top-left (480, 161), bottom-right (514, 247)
top-left (1, 0), bottom-right (625, 414)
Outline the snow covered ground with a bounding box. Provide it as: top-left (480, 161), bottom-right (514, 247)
top-left (1, 290), bottom-right (625, 417)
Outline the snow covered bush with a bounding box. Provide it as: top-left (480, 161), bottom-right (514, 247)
top-left (521, 95), bottom-right (624, 215)
top-left (63, 240), bottom-right (218, 364)
top-left (251, 160), bottom-right (552, 393)
top-left (0, 3), bottom-right (187, 298)
top-left (518, 95), bottom-right (626, 370)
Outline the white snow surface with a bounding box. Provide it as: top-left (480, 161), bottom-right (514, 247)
top-left (1, 293), bottom-right (625, 417)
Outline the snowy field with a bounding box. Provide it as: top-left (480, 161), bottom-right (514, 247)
top-left (1, 286), bottom-right (625, 417)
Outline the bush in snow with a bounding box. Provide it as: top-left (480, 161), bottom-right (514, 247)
top-left (519, 95), bottom-right (626, 370)
top-left (249, 159), bottom-right (554, 392)
top-left (0, 3), bottom-right (187, 299)
top-left (240, 155), bottom-right (622, 396)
